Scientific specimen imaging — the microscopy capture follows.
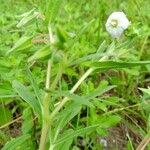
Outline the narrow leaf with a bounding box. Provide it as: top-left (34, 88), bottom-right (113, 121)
top-left (7, 36), bottom-right (32, 55)
top-left (22, 107), bottom-right (33, 135)
top-left (85, 81), bottom-right (116, 100)
top-left (54, 124), bottom-right (99, 145)
top-left (28, 45), bottom-right (51, 62)
top-left (54, 91), bottom-right (94, 108)
top-left (92, 61), bottom-right (150, 70)
top-left (139, 88), bottom-right (150, 96)
top-left (2, 134), bottom-right (30, 150)
top-left (26, 67), bottom-right (42, 105)
top-left (12, 80), bottom-right (41, 117)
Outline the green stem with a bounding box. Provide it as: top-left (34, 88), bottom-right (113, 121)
top-left (50, 56), bottom-right (107, 120)
top-left (46, 59), bottom-right (52, 90)
top-left (49, 145), bottom-right (55, 150)
top-left (39, 121), bottom-right (50, 150)
top-left (39, 92), bottom-right (51, 150)
top-left (49, 67), bottom-right (95, 120)
top-left (39, 25), bottom-right (54, 150)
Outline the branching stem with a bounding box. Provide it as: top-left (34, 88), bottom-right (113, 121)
top-left (50, 56), bottom-right (107, 120)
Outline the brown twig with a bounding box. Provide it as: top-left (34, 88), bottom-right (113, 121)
top-left (136, 137), bottom-right (150, 150)
top-left (0, 116), bottom-right (22, 129)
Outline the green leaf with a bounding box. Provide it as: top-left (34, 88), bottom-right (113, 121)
top-left (98, 115), bottom-right (121, 128)
top-left (22, 107), bottom-right (33, 135)
top-left (55, 129), bottom-right (74, 150)
top-left (54, 124), bottom-right (99, 145)
top-left (147, 115), bottom-right (150, 132)
top-left (26, 67), bottom-right (42, 106)
top-left (28, 45), bottom-right (51, 62)
top-left (139, 88), bottom-right (150, 96)
top-left (54, 91), bottom-right (94, 108)
top-left (70, 53), bottom-right (105, 66)
top-left (96, 127), bottom-right (108, 137)
top-left (17, 8), bottom-right (35, 18)
top-left (46, 0), bottom-right (64, 23)
top-left (96, 40), bottom-right (107, 54)
top-left (17, 9), bottom-right (39, 28)
top-left (2, 134), bottom-right (30, 150)
top-left (0, 58), bottom-right (11, 69)
top-left (66, 19), bottom-right (95, 49)
top-left (7, 36), bottom-right (32, 55)
top-left (92, 61), bottom-right (150, 70)
top-left (56, 102), bottom-right (81, 130)
top-left (101, 97), bottom-right (122, 106)
top-left (0, 94), bottom-right (18, 99)
top-left (93, 100), bottom-right (107, 112)
top-left (72, 146), bottom-right (80, 150)
top-left (52, 103), bottom-right (81, 145)
top-left (0, 107), bottom-right (12, 126)
top-left (0, 65), bottom-right (10, 74)
top-left (0, 130), bottom-right (10, 146)
top-left (85, 80), bottom-right (116, 100)
top-left (12, 80), bottom-right (41, 117)
top-left (56, 26), bottom-right (68, 43)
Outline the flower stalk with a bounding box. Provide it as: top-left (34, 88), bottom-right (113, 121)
top-left (39, 25), bottom-right (54, 150)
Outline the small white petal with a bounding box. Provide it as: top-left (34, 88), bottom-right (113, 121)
top-left (105, 12), bottom-right (130, 38)
top-left (106, 26), bottom-right (124, 38)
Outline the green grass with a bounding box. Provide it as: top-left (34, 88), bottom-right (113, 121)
top-left (0, 0), bottom-right (150, 149)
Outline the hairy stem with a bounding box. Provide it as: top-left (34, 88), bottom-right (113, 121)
top-left (45, 59), bottom-right (52, 90)
top-left (39, 24), bottom-right (54, 150)
top-left (39, 120), bottom-right (50, 150)
top-left (39, 93), bottom-right (51, 150)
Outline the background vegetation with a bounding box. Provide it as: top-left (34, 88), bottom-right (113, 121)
top-left (0, 0), bottom-right (150, 149)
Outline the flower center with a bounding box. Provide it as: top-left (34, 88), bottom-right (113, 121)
top-left (110, 19), bottom-right (118, 28)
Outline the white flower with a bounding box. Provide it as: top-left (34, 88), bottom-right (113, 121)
top-left (105, 12), bottom-right (130, 38)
